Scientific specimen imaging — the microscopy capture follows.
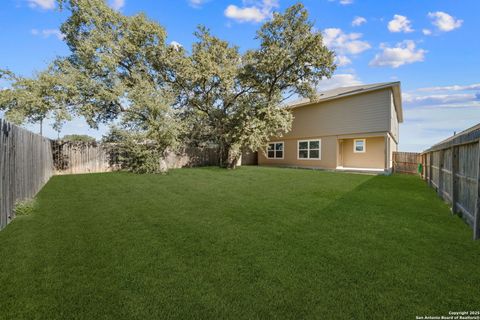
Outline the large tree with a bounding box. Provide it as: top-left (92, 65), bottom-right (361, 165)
top-left (0, 66), bottom-right (72, 135)
top-left (56, 1), bottom-right (334, 168)
top-left (55, 0), bottom-right (184, 157)
top-left (2, 1), bottom-right (335, 170)
top-left (174, 4), bottom-right (336, 167)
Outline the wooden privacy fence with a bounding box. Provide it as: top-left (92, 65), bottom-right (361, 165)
top-left (52, 142), bottom-right (257, 174)
top-left (52, 141), bottom-right (118, 175)
top-left (52, 143), bottom-right (222, 174)
top-left (0, 119), bottom-right (54, 230)
top-left (393, 151), bottom-right (421, 174)
top-left (421, 123), bottom-right (480, 240)
top-left (0, 117), bottom-right (258, 230)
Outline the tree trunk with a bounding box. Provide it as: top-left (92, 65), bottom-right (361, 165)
top-left (218, 139), bottom-right (229, 168)
top-left (226, 145), bottom-right (241, 169)
top-left (159, 150), bottom-right (169, 174)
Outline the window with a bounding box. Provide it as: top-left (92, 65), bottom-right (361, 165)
top-left (354, 139), bottom-right (366, 153)
top-left (298, 139), bottom-right (321, 160)
top-left (267, 142), bottom-right (284, 159)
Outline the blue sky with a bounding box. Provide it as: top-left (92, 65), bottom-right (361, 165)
top-left (1, 0), bottom-right (479, 151)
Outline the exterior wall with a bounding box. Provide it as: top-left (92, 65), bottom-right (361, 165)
top-left (258, 87), bottom-right (400, 170)
top-left (340, 136), bottom-right (385, 169)
top-left (388, 134), bottom-right (398, 169)
top-left (390, 92), bottom-right (399, 143)
top-left (282, 89), bottom-right (391, 139)
top-left (258, 136), bottom-right (338, 169)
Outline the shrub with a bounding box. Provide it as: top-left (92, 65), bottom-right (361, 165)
top-left (103, 127), bottom-right (168, 174)
top-left (14, 199), bottom-right (37, 216)
top-left (61, 134), bottom-right (96, 142)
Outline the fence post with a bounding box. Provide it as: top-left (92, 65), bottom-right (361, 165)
top-left (438, 149), bottom-right (444, 198)
top-left (474, 140), bottom-right (480, 240)
top-left (422, 154), bottom-right (426, 180)
top-left (451, 146), bottom-right (459, 215)
top-left (428, 152), bottom-right (433, 187)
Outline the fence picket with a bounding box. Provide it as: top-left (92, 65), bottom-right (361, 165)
top-left (0, 119), bottom-right (54, 230)
top-left (421, 123), bottom-right (480, 240)
top-left (393, 152), bottom-right (421, 174)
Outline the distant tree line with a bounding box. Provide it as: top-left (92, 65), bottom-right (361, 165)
top-left (0, 0), bottom-right (335, 172)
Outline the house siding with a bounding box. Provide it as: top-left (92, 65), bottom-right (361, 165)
top-left (258, 87), bottom-right (400, 171)
top-left (282, 89), bottom-right (391, 139)
top-left (258, 136), bottom-right (337, 169)
top-left (390, 92), bottom-right (399, 143)
top-left (341, 137), bottom-right (386, 169)
top-left (388, 133), bottom-right (398, 169)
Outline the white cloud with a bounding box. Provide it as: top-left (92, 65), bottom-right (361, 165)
top-left (369, 40), bottom-right (426, 68)
top-left (403, 93), bottom-right (478, 106)
top-left (189, 0), bottom-right (208, 8)
top-left (335, 55), bottom-right (352, 67)
top-left (27, 0), bottom-right (55, 10)
top-left (169, 41), bottom-right (183, 50)
top-left (387, 14), bottom-right (414, 33)
top-left (328, 0), bottom-right (354, 5)
top-left (317, 73), bottom-right (362, 91)
top-left (31, 28), bottom-right (64, 40)
top-left (323, 28), bottom-right (371, 55)
top-left (400, 103), bottom-right (480, 152)
top-left (422, 29), bottom-right (432, 36)
top-left (418, 83), bottom-right (480, 92)
top-left (401, 81), bottom-right (480, 151)
top-left (224, 0), bottom-right (279, 23)
top-left (352, 16), bottom-right (367, 27)
top-left (428, 11), bottom-right (463, 32)
top-left (109, 0), bottom-right (125, 10)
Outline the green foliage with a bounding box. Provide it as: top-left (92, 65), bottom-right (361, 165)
top-left (102, 126), bottom-right (168, 174)
top-left (61, 134), bottom-right (96, 142)
top-left (55, 0), bottom-right (179, 126)
top-left (174, 4), bottom-right (335, 167)
top-left (54, 0), bottom-right (184, 169)
top-left (13, 199), bottom-right (37, 216)
top-left (0, 65), bottom-right (72, 133)
top-left (2, 2), bottom-right (335, 170)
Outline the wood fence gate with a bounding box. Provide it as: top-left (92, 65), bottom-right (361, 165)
top-left (393, 152), bottom-right (421, 174)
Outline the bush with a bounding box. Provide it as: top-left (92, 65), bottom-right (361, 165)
top-left (14, 199), bottom-right (37, 216)
top-left (103, 127), bottom-right (168, 174)
top-left (61, 134), bottom-right (96, 142)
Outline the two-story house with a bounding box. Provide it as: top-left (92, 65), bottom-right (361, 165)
top-left (258, 82), bottom-right (403, 173)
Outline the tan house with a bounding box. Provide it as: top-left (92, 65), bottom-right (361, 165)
top-left (258, 82), bottom-right (403, 173)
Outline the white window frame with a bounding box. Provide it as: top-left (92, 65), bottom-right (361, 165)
top-left (297, 139), bottom-right (321, 160)
top-left (353, 139), bottom-right (366, 153)
top-left (266, 141), bottom-right (284, 159)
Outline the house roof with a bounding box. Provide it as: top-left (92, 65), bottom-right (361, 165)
top-left (285, 81), bottom-right (403, 122)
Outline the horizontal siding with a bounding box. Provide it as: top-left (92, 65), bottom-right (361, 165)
top-left (390, 92), bottom-right (399, 142)
top-left (283, 89), bottom-right (391, 139)
top-left (341, 136), bottom-right (385, 169)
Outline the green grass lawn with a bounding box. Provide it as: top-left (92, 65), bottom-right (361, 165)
top-left (0, 167), bottom-right (478, 319)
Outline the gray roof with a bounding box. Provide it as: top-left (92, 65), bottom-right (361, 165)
top-left (284, 81), bottom-right (403, 122)
top-left (286, 82), bottom-right (400, 108)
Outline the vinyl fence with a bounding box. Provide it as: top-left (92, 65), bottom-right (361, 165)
top-left (393, 151), bottom-right (421, 174)
top-left (421, 123), bottom-right (480, 240)
top-left (0, 119), bottom-right (54, 230)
